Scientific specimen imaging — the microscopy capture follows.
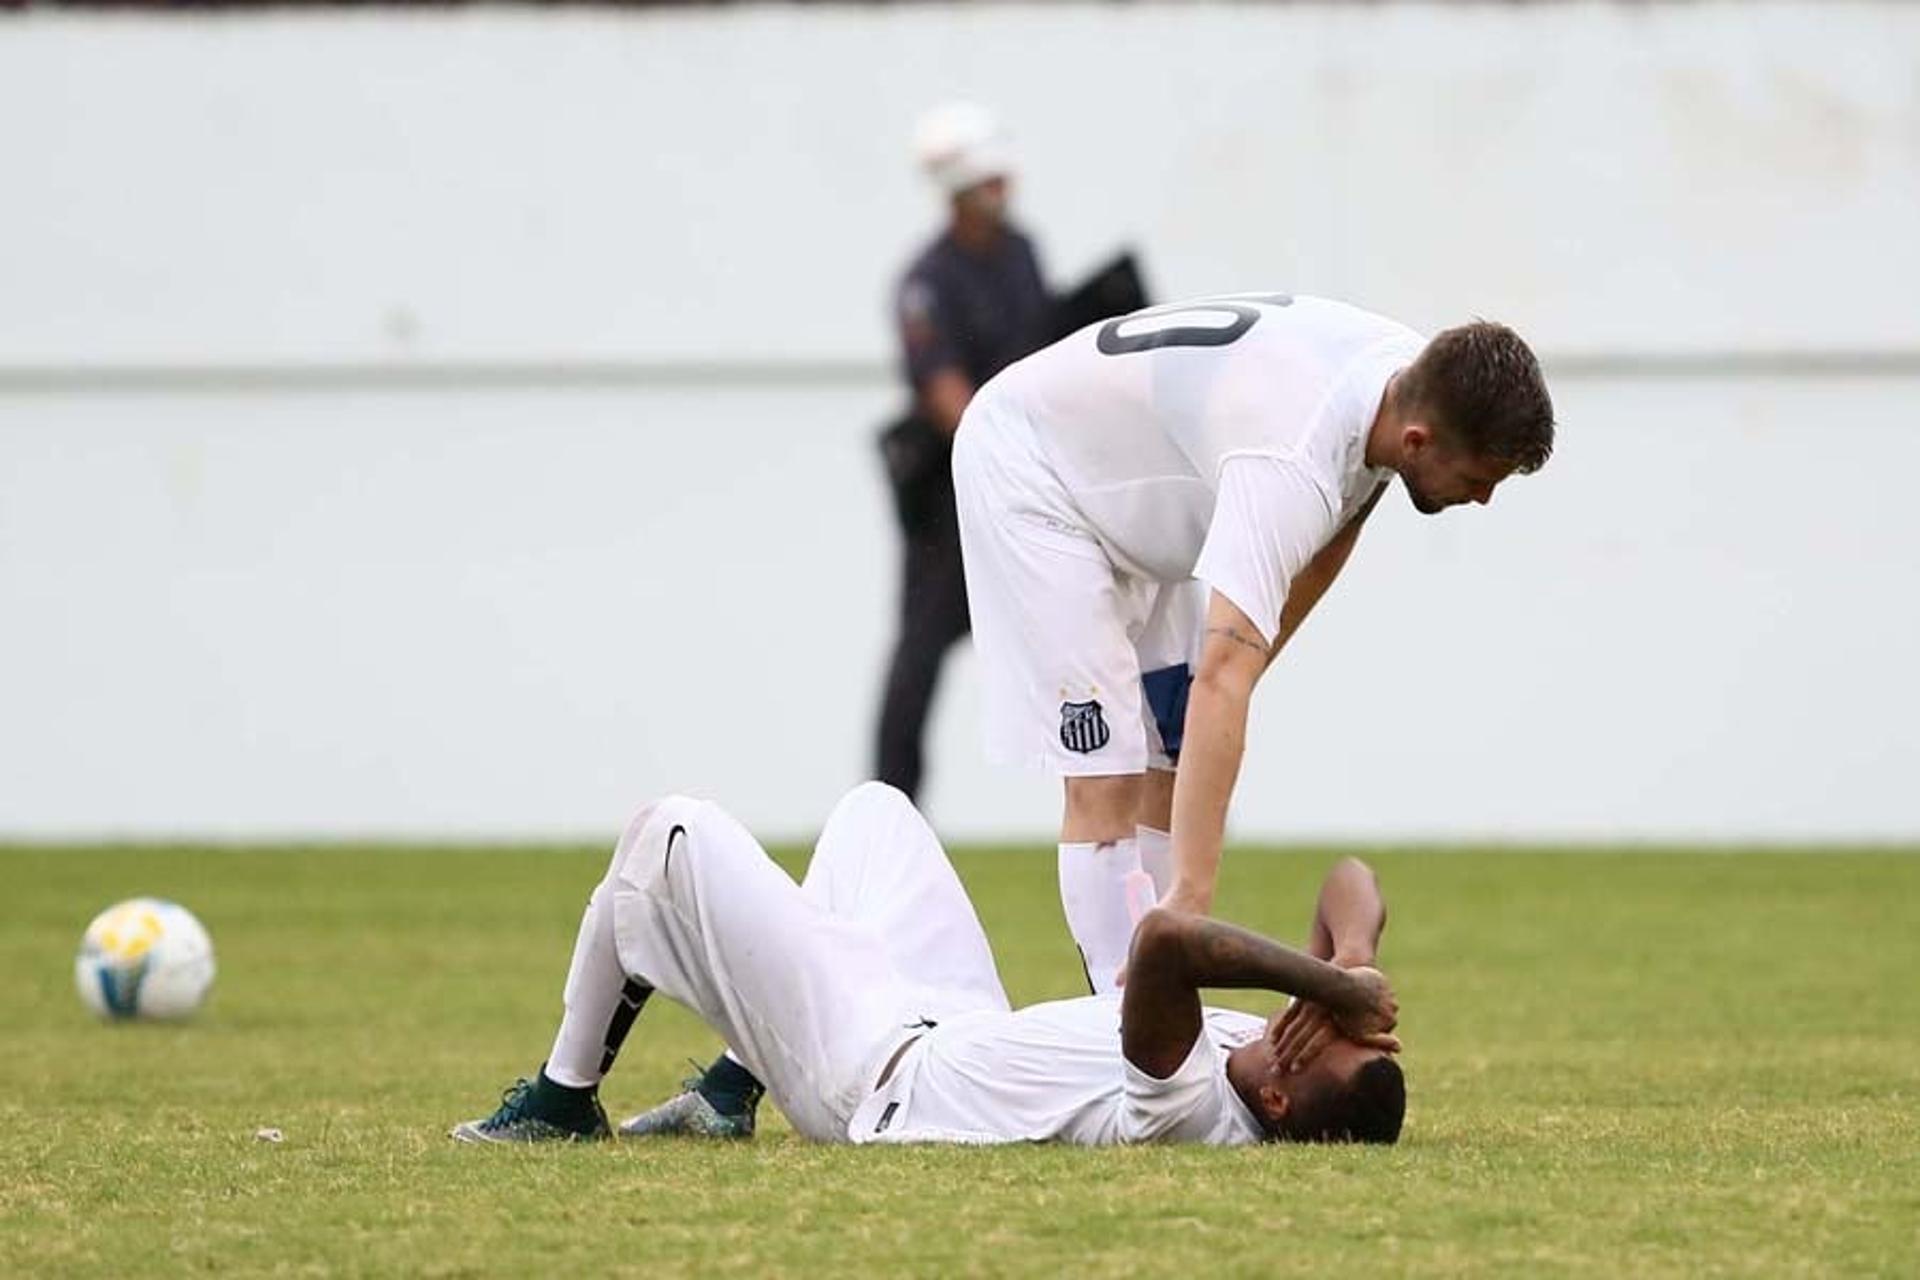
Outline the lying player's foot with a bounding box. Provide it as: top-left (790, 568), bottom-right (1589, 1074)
top-left (451, 1075), bottom-right (610, 1144)
top-left (617, 1077), bottom-right (759, 1140)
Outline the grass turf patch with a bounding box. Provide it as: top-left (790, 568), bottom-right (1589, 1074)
top-left (2, 843), bottom-right (1916, 1276)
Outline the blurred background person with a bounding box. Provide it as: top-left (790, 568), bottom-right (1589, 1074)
top-left (874, 102), bottom-right (1055, 802)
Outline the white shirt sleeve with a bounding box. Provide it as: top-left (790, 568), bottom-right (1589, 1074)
top-left (1192, 456), bottom-right (1338, 647)
top-left (1120, 1031), bottom-right (1240, 1144)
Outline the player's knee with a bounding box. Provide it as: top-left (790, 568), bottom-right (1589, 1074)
top-left (619, 793), bottom-right (699, 842)
top-left (1063, 773), bottom-right (1145, 842)
top-left (827, 780), bottom-right (917, 829)
top-left (1136, 769), bottom-right (1176, 831)
top-left (850, 779), bottom-right (913, 809)
top-left (613, 794), bottom-right (708, 889)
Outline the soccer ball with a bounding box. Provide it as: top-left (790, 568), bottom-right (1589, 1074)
top-left (74, 898), bottom-right (217, 1021)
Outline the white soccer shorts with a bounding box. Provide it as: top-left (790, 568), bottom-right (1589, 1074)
top-left (953, 390), bottom-right (1200, 778)
top-left (605, 782), bottom-right (1010, 1142)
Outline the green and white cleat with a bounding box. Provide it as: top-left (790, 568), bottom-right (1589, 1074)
top-left (451, 1077), bottom-right (610, 1144)
top-left (617, 1079), bottom-right (759, 1140)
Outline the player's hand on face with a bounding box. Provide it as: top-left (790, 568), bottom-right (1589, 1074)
top-left (1333, 966), bottom-right (1401, 1047)
top-left (1273, 962), bottom-right (1404, 1072)
top-left (1270, 999), bottom-right (1336, 1074)
top-left (1271, 988), bottom-right (1402, 1074)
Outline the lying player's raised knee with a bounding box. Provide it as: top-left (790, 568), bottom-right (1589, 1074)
top-left (840, 779), bottom-right (915, 814)
top-left (819, 781), bottom-right (920, 841)
top-left (612, 795), bottom-right (712, 886)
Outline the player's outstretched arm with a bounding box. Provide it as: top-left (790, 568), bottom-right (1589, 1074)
top-left (1306, 857), bottom-right (1388, 967)
top-left (1276, 859), bottom-right (1392, 1072)
top-left (1120, 907), bottom-right (1399, 1079)
top-left (1162, 592), bottom-right (1269, 916)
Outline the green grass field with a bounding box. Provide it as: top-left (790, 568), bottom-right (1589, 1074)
top-left (4, 841), bottom-right (1917, 1276)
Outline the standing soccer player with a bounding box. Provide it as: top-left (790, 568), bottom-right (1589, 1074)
top-left (619, 292), bottom-right (1550, 1141)
top-left (953, 293), bottom-right (1554, 990)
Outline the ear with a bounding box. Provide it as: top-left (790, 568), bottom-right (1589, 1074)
top-left (1259, 1079), bottom-right (1291, 1121)
top-left (1401, 421), bottom-right (1435, 458)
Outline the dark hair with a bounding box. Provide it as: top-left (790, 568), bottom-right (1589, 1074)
top-left (1275, 1056), bottom-right (1406, 1145)
top-left (1398, 321), bottom-right (1555, 474)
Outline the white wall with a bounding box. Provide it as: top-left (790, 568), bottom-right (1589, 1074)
top-left (2, 3), bottom-right (1916, 840)
top-left (5, 4), bottom-right (1920, 365)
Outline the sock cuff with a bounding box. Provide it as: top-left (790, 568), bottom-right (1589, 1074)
top-left (542, 1062), bottom-right (600, 1090)
top-left (697, 1053), bottom-right (766, 1115)
top-left (1134, 825), bottom-right (1173, 900)
top-left (536, 1065), bottom-right (596, 1097)
top-left (1058, 836), bottom-right (1139, 855)
top-left (529, 1066), bottom-right (604, 1131)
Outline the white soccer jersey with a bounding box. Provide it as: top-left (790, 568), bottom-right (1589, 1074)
top-left (983, 293), bottom-right (1425, 643)
top-left (848, 995), bottom-right (1269, 1146)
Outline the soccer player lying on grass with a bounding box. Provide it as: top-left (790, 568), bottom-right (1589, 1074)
top-left (452, 782), bottom-right (1404, 1147)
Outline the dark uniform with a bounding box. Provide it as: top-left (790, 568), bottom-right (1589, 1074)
top-left (876, 227), bottom-right (1053, 799)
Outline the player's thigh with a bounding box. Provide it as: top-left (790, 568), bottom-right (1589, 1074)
top-left (955, 524), bottom-right (1150, 776)
top-left (954, 406), bottom-right (1151, 777)
top-left (802, 783), bottom-right (1010, 1013)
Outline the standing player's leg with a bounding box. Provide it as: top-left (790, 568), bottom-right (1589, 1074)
top-left (1133, 578), bottom-right (1204, 901)
top-left (1059, 773), bottom-right (1147, 994)
top-left (1135, 769), bottom-right (1177, 898)
top-left (953, 400), bottom-right (1155, 995)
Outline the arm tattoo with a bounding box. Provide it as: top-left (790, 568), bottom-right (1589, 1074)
top-left (1197, 923), bottom-right (1262, 973)
top-left (1207, 625), bottom-right (1267, 657)
top-left (1185, 914), bottom-right (1351, 1006)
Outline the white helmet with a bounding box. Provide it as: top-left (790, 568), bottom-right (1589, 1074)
top-left (913, 101), bottom-right (1012, 195)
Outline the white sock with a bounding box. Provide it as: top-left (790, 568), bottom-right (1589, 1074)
top-left (544, 882), bottom-right (632, 1089)
top-left (1136, 825), bottom-right (1174, 900)
top-left (1058, 838), bottom-right (1142, 995)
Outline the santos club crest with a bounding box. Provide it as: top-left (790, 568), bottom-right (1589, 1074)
top-left (1059, 699), bottom-right (1110, 754)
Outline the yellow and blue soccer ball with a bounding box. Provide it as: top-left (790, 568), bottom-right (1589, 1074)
top-left (74, 898), bottom-right (217, 1021)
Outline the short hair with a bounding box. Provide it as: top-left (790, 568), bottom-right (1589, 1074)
top-left (1275, 1056), bottom-right (1406, 1145)
top-left (1398, 321), bottom-right (1555, 474)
